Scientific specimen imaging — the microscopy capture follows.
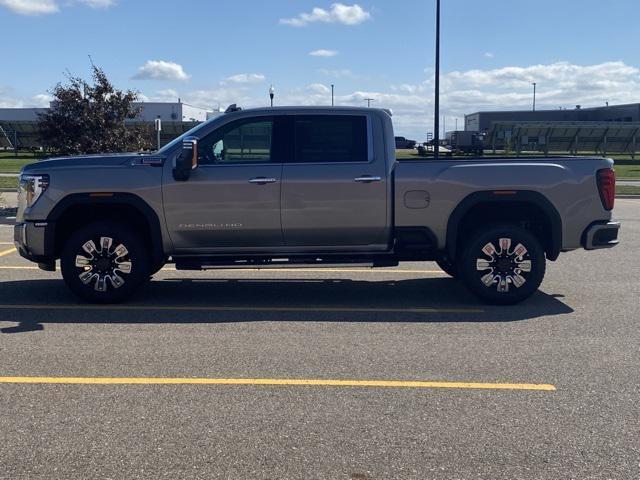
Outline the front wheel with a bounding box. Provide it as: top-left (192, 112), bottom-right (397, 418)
top-left (459, 224), bottom-right (546, 305)
top-left (61, 221), bottom-right (150, 303)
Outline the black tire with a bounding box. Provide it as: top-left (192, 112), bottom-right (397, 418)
top-left (459, 224), bottom-right (546, 305)
top-left (61, 221), bottom-right (150, 303)
top-left (436, 258), bottom-right (458, 278)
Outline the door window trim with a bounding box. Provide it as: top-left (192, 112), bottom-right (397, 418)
top-left (197, 116), bottom-right (278, 167)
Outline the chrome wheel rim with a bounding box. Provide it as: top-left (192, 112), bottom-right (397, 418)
top-left (475, 237), bottom-right (532, 294)
top-left (74, 237), bottom-right (132, 292)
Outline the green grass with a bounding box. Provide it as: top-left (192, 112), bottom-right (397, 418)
top-left (616, 185), bottom-right (640, 196)
top-left (615, 164), bottom-right (640, 179)
top-left (0, 151), bottom-right (42, 173)
top-left (0, 177), bottom-right (18, 190)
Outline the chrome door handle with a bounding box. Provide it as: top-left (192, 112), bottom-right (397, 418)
top-left (249, 177), bottom-right (277, 184)
top-left (354, 176), bottom-right (382, 183)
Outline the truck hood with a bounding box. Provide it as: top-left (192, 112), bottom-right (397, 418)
top-left (21, 153), bottom-right (144, 173)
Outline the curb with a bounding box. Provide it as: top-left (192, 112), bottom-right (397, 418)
top-left (616, 195), bottom-right (640, 199)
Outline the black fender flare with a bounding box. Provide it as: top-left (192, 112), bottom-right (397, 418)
top-left (45, 192), bottom-right (165, 267)
top-left (446, 190), bottom-right (563, 261)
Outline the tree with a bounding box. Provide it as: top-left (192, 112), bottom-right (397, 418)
top-left (38, 64), bottom-right (152, 155)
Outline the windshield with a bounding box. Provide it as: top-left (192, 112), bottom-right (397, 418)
top-left (157, 117), bottom-right (218, 155)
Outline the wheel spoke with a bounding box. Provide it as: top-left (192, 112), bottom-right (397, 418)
top-left (497, 276), bottom-right (509, 293)
top-left (110, 273), bottom-right (125, 288)
top-left (115, 261), bottom-right (132, 274)
top-left (481, 242), bottom-right (497, 257)
top-left (476, 259), bottom-right (492, 271)
top-left (481, 273), bottom-right (495, 287)
top-left (114, 244), bottom-right (129, 260)
top-left (100, 237), bottom-right (113, 254)
top-left (82, 240), bottom-right (97, 257)
top-left (75, 255), bottom-right (91, 268)
top-left (79, 271), bottom-right (96, 285)
top-left (511, 273), bottom-right (526, 288)
top-left (499, 238), bottom-right (511, 254)
top-left (95, 275), bottom-right (108, 292)
top-left (516, 260), bottom-right (532, 272)
top-left (513, 243), bottom-right (528, 258)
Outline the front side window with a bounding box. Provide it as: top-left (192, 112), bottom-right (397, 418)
top-left (293, 115), bottom-right (367, 163)
top-left (199, 118), bottom-right (273, 165)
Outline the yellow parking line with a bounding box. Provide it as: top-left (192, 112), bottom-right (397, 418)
top-left (0, 376), bottom-right (556, 391)
top-left (0, 304), bottom-right (483, 314)
top-left (0, 247), bottom-right (16, 258)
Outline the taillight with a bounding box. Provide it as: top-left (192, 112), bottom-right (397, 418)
top-left (596, 168), bottom-right (615, 211)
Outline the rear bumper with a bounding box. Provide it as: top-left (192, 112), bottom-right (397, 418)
top-left (582, 221), bottom-right (620, 250)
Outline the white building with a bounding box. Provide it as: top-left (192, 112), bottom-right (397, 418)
top-left (0, 101), bottom-right (211, 123)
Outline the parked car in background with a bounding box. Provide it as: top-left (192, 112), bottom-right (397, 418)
top-left (395, 136), bottom-right (417, 149)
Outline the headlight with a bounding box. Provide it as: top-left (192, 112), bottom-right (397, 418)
top-left (18, 174), bottom-right (49, 210)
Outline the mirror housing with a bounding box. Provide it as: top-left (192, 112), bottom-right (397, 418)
top-left (173, 136), bottom-right (198, 181)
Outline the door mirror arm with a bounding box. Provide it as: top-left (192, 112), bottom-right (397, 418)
top-left (173, 136), bottom-right (199, 181)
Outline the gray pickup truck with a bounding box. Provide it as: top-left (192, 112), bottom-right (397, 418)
top-left (14, 106), bottom-right (620, 304)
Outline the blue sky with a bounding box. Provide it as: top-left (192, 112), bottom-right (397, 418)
top-left (1, 0), bottom-right (639, 139)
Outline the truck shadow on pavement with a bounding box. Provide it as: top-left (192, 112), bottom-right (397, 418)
top-left (0, 277), bottom-right (574, 334)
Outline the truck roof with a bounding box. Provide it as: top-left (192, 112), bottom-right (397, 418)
top-left (225, 106), bottom-right (392, 116)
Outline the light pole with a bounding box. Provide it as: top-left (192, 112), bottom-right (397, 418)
top-left (331, 84), bottom-right (334, 106)
top-left (532, 82), bottom-right (537, 112)
top-left (269, 85), bottom-right (275, 107)
top-left (433, 0), bottom-right (441, 159)
top-left (364, 98), bottom-right (375, 107)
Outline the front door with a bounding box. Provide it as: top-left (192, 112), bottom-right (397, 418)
top-left (163, 116), bottom-right (284, 252)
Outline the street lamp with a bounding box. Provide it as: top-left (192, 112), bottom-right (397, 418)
top-left (331, 84), bottom-right (334, 106)
top-left (433, 0), bottom-right (441, 160)
top-left (269, 85), bottom-right (275, 107)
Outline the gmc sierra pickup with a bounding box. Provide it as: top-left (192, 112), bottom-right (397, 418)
top-left (15, 106), bottom-right (620, 304)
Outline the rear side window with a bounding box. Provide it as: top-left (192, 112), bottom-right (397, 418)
top-left (293, 115), bottom-right (367, 163)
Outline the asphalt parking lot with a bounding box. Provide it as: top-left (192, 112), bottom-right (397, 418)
top-left (0, 200), bottom-right (638, 479)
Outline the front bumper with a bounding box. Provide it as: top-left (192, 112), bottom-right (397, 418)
top-left (582, 221), bottom-right (620, 250)
top-left (14, 221), bottom-right (55, 268)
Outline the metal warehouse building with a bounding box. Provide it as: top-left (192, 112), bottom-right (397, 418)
top-left (465, 103), bottom-right (640, 133)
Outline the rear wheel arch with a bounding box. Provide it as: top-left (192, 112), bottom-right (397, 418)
top-left (446, 191), bottom-right (563, 261)
top-left (47, 193), bottom-right (166, 269)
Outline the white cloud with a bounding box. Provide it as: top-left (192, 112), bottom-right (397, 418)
top-left (0, 0), bottom-right (58, 15)
top-left (0, 87), bottom-right (53, 107)
top-left (0, 0), bottom-right (115, 14)
top-left (280, 3), bottom-right (371, 27)
top-left (222, 73), bottom-right (266, 84)
top-left (309, 49), bottom-right (338, 57)
top-left (132, 60), bottom-right (191, 81)
top-left (318, 68), bottom-right (356, 79)
top-left (307, 83), bottom-right (330, 94)
top-left (76, 0), bottom-right (115, 8)
top-left (484, 52), bottom-right (494, 58)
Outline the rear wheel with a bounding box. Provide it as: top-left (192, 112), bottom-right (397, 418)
top-left (459, 224), bottom-right (546, 305)
top-left (61, 221), bottom-right (150, 303)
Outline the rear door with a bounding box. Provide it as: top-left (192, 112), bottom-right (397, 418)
top-left (281, 114), bottom-right (389, 249)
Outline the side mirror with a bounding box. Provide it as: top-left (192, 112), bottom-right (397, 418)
top-left (173, 136), bottom-right (198, 181)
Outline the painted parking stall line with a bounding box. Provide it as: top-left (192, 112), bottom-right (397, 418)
top-left (0, 376), bottom-right (556, 391)
top-left (0, 247), bottom-right (16, 258)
